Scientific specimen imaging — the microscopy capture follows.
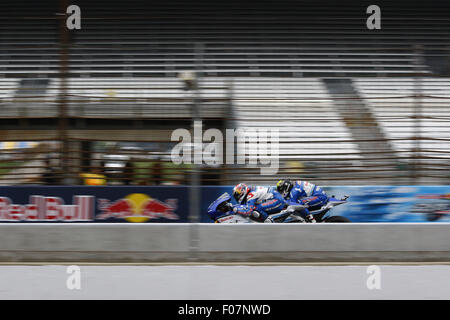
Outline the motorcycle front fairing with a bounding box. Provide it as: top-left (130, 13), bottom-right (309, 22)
top-left (207, 192), bottom-right (234, 221)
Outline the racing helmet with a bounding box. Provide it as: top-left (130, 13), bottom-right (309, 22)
top-left (276, 179), bottom-right (294, 198)
top-left (232, 183), bottom-right (250, 204)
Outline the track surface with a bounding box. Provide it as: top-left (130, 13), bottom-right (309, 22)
top-left (0, 264), bottom-right (449, 299)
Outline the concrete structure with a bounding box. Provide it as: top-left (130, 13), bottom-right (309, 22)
top-left (0, 223), bottom-right (449, 262)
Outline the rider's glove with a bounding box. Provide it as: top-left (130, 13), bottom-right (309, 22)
top-left (226, 203), bottom-right (235, 212)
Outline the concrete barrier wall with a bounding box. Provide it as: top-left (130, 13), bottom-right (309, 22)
top-left (0, 223), bottom-right (449, 262)
top-left (196, 223), bottom-right (450, 262)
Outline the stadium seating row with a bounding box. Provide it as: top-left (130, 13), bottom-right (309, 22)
top-left (1, 77), bottom-right (449, 161)
top-left (1, 1), bottom-right (448, 77)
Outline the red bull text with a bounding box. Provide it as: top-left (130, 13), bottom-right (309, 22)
top-left (0, 193), bottom-right (179, 222)
top-left (0, 196), bottom-right (94, 221)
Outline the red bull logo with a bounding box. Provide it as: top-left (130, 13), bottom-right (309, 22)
top-left (97, 193), bottom-right (178, 223)
top-left (0, 196), bottom-right (94, 221)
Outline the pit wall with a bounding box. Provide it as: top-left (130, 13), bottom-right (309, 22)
top-left (0, 223), bottom-right (449, 262)
top-left (0, 185), bottom-right (449, 223)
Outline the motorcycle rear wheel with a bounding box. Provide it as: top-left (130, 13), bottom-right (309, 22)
top-left (323, 216), bottom-right (351, 223)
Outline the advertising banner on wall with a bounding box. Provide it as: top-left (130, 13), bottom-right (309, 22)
top-left (327, 186), bottom-right (450, 223)
top-left (201, 185), bottom-right (450, 223)
top-left (0, 186), bottom-right (189, 223)
top-left (0, 185), bottom-right (449, 223)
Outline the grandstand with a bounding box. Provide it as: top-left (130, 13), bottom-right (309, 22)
top-left (1, 1), bottom-right (448, 77)
top-left (354, 78), bottom-right (450, 160)
top-left (0, 0), bottom-right (449, 185)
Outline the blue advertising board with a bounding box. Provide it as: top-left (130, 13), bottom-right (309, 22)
top-left (201, 185), bottom-right (450, 223)
top-left (0, 186), bottom-right (189, 223)
top-left (327, 186), bottom-right (450, 222)
top-left (0, 185), bottom-right (449, 223)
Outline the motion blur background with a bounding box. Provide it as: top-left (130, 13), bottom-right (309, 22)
top-left (1, 0), bottom-right (449, 187)
top-left (0, 1), bottom-right (450, 300)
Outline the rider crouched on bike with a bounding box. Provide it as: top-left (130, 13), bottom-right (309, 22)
top-left (231, 183), bottom-right (289, 223)
top-left (276, 179), bottom-right (329, 223)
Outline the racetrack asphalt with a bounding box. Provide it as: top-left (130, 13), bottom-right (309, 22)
top-left (0, 263), bottom-right (448, 299)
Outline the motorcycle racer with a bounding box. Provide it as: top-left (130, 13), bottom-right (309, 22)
top-left (276, 179), bottom-right (329, 222)
top-left (231, 183), bottom-right (289, 222)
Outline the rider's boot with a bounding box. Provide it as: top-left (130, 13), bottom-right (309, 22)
top-left (264, 216), bottom-right (274, 223)
top-left (264, 209), bottom-right (292, 223)
top-left (251, 211), bottom-right (268, 222)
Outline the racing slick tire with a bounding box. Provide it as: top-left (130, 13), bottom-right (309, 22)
top-left (323, 216), bottom-right (351, 223)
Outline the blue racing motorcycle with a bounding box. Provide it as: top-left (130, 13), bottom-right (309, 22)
top-left (207, 192), bottom-right (351, 223)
